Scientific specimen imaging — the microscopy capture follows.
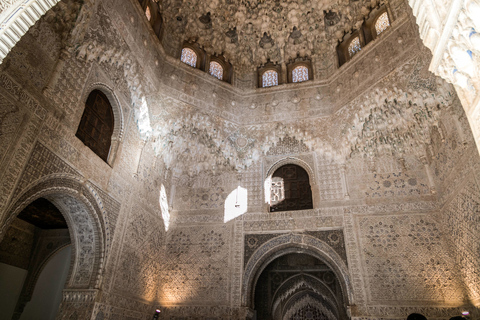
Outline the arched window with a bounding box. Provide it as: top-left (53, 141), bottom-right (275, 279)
top-left (209, 61), bottom-right (223, 80)
top-left (258, 61), bottom-right (281, 88)
top-left (286, 59), bottom-right (313, 83)
top-left (76, 90), bottom-right (114, 162)
top-left (262, 70), bottom-right (278, 87)
top-left (181, 48), bottom-right (197, 67)
top-left (292, 65), bottom-right (309, 83)
top-left (348, 36), bottom-right (361, 58)
top-left (375, 12), bottom-right (390, 35)
top-left (270, 164), bottom-right (313, 212)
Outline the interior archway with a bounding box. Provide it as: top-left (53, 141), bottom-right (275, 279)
top-left (243, 233), bottom-right (353, 318)
top-left (0, 175), bottom-right (108, 293)
top-left (254, 253), bottom-right (347, 320)
top-left (0, 197), bottom-right (71, 319)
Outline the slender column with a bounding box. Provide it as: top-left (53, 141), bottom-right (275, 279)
top-left (340, 164), bottom-right (350, 199)
top-left (134, 139), bottom-right (148, 177)
top-left (280, 62), bottom-right (287, 84)
top-left (421, 156), bottom-right (436, 194)
top-left (453, 115), bottom-right (467, 145)
top-left (43, 49), bottom-right (70, 94)
top-left (240, 306), bottom-right (256, 320)
top-left (169, 170), bottom-right (179, 211)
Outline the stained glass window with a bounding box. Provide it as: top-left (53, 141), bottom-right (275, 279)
top-left (181, 48), bottom-right (197, 67)
top-left (209, 61), bottom-right (223, 80)
top-left (375, 12), bottom-right (390, 35)
top-left (292, 66), bottom-right (309, 83)
top-left (145, 6), bottom-right (151, 21)
top-left (348, 36), bottom-right (361, 58)
top-left (262, 70), bottom-right (278, 87)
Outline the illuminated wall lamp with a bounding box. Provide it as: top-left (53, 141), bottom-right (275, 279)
top-left (153, 308), bottom-right (161, 319)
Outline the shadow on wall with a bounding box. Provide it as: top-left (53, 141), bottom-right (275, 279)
top-left (20, 246), bottom-right (72, 320)
top-left (407, 314), bottom-right (427, 320)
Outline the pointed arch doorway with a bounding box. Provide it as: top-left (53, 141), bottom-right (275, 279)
top-left (242, 233), bottom-right (354, 320)
top-left (254, 252), bottom-right (348, 320)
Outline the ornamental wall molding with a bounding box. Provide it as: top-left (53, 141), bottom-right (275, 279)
top-left (62, 289), bottom-right (98, 303)
top-left (354, 305), bottom-right (478, 318)
top-left (343, 201), bottom-right (438, 215)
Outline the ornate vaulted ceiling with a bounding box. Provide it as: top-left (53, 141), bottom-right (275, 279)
top-left (160, 0), bottom-right (384, 72)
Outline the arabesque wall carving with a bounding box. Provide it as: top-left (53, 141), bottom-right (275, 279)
top-left (0, 0), bottom-right (480, 319)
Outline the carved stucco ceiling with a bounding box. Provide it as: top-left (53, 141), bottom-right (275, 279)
top-left (160, 0), bottom-right (382, 73)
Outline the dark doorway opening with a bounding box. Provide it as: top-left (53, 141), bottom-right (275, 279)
top-left (254, 253), bottom-right (347, 320)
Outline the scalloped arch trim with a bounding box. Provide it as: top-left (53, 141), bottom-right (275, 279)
top-left (0, 0), bottom-right (62, 64)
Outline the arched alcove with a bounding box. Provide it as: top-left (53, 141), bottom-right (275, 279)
top-left (242, 233), bottom-right (353, 316)
top-left (255, 253), bottom-right (347, 320)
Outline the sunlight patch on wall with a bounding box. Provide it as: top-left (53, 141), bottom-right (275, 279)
top-left (265, 175), bottom-right (286, 210)
top-left (136, 96), bottom-right (153, 139)
top-left (270, 177), bottom-right (285, 205)
top-left (264, 176), bottom-right (272, 205)
top-left (160, 184), bottom-right (170, 231)
top-left (224, 186), bottom-right (248, 223)
top-left (265, 176), bottom-right (286, 204)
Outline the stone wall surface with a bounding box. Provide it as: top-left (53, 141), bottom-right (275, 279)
top-left (0, 0), bottom-right (479, 319)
